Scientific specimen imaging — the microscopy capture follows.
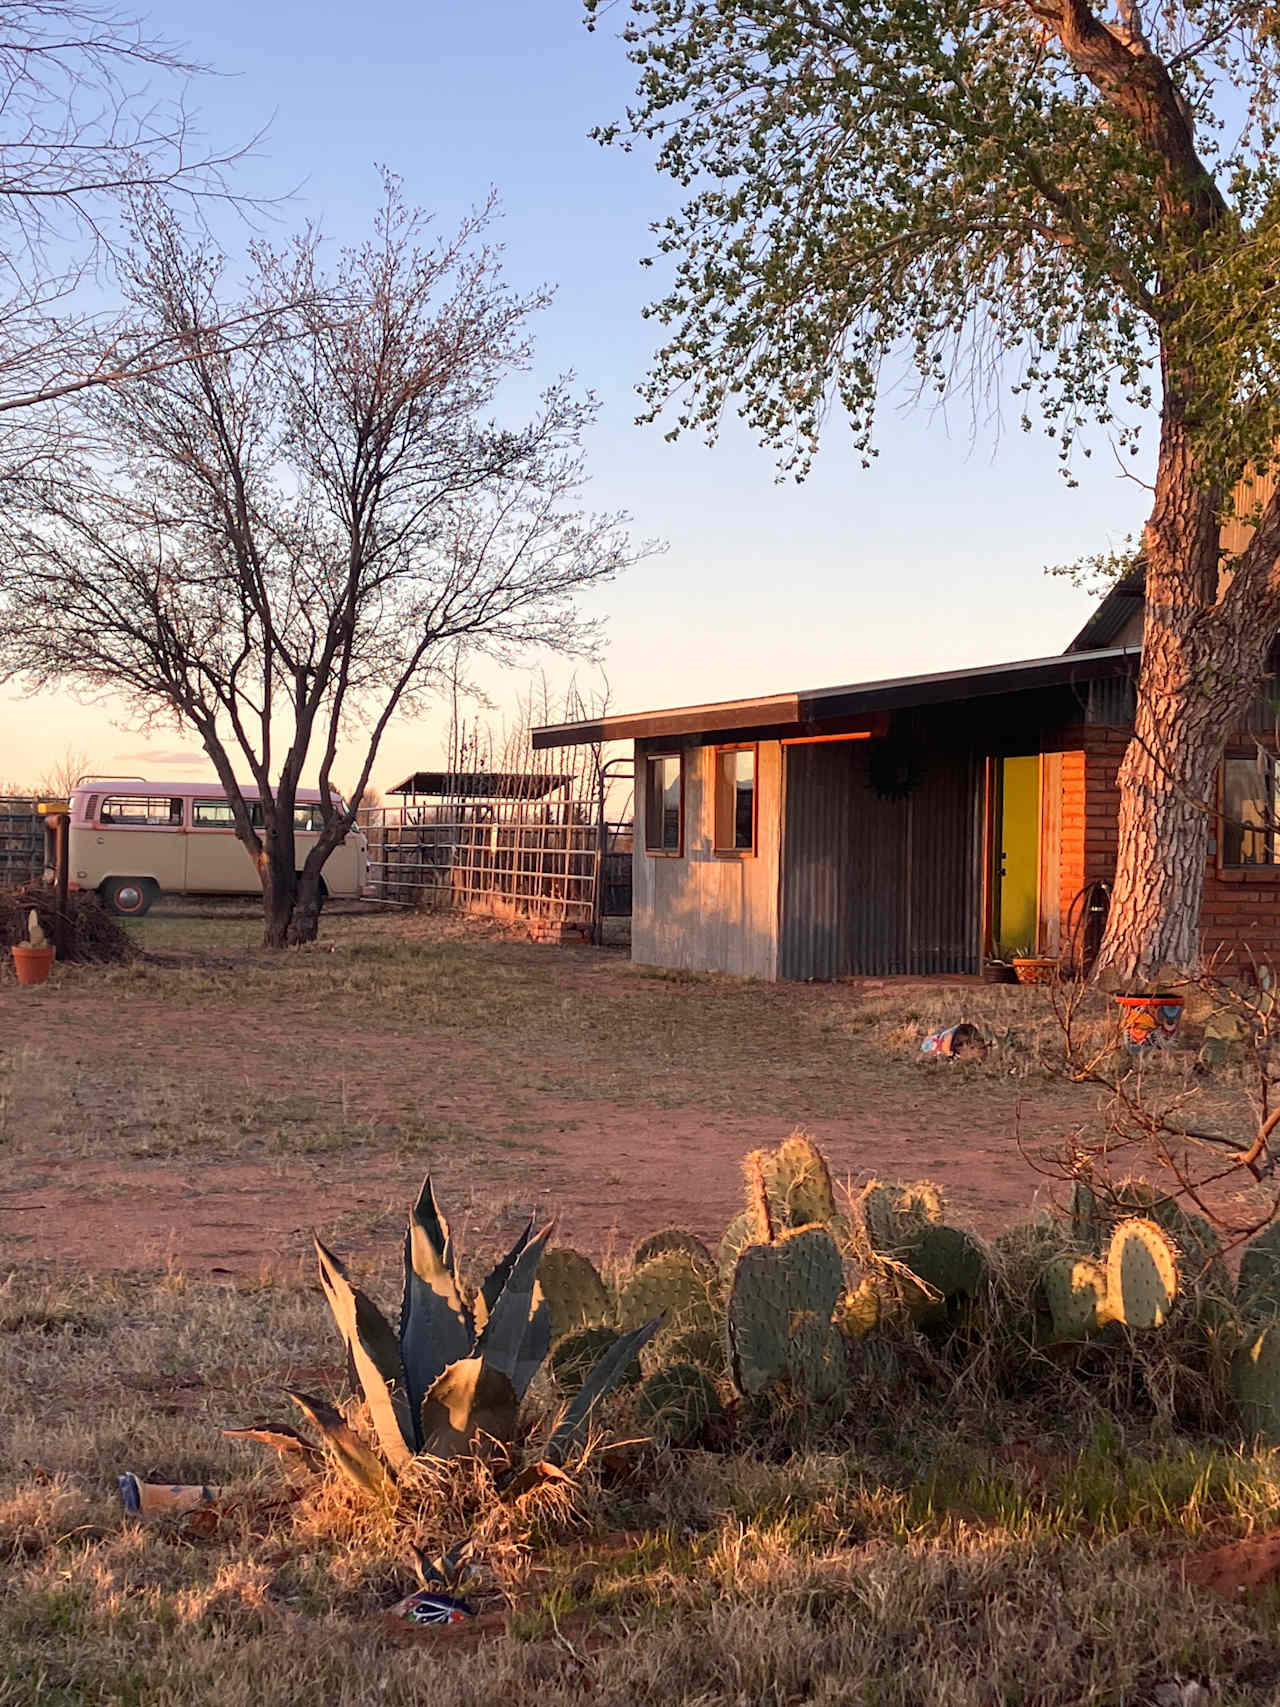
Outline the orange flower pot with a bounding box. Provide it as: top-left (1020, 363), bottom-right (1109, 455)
top-left (10, 943), bottom-right (54, 986)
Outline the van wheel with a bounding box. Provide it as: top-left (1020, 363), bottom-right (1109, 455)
top-left (101, 878), bottom-right (154, 917)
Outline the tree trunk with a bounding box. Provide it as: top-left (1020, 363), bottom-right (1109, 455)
top-left (288, 869), bottom-right (325, 945)
top-left (260, 844), bottom-right (298, 950)
top-left (1096, 402), bottom-right (1267, 981)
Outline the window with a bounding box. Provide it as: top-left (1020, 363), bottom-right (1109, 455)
top-left (192, 799), bottom-right (237, 829)
top-left (644, 753), bottom-right (684, 854)
top-left (1222, 755), bottom-right (1280, 866)
top-left (714, 746), bottom-right (756, 854)
top-left (99, 795), bottom-right (183, 827)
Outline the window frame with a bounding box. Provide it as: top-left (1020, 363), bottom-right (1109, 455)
top-left (643, 751), bottom-right (685, 858)
top-left (1219, 750), bottom-right (1280, 878)
top-left (711, 742), bottom-right (758, 858)
top-left (96, 794), bottom-right (185, 830)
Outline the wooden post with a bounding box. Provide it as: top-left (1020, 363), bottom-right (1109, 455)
top-left (51, 812), bottom-right (69, 958)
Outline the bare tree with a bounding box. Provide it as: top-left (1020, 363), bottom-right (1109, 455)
top-left (0, 182), bottom-right (642, 945)
top-left (0, 0), bottom-right (259, 450)
top-left (34, 745), bottom-right (92, 799)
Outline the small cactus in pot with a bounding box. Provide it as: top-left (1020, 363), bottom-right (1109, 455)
top-left (10, 908), bottom-right (55, 986)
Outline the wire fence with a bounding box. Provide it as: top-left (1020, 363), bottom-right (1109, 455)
top-left (358, 803), bottom-right (632, 930)
top-left (0, 797), bottom-right (44, 887)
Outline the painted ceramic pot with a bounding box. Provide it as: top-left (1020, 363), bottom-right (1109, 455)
top-left (1011, 956), bottom-right (1059, 986)
top-left (1114, 993), bottom-right (1184, 1051)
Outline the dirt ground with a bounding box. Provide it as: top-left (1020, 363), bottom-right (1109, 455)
top-left (0, 901), bottom-right (1266, 1277)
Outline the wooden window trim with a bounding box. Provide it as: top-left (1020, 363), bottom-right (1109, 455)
top-left (712, 742), bottom-right (758, 858)
top-left (1218, 750), bottom-right (1280, 879)
top-left (644, 751), bottom-right (685, 858)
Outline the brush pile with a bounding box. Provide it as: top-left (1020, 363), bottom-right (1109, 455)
top-left (0, 884), bottom-right (135, 963)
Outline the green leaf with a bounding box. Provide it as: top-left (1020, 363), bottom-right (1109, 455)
top-left (419, 1357), bottom-right (519, 1459)
top-left (314, 1235), bottom-right (414, 1469)
top-left (544, 1314), bottom-right (663, 1465)
top-left (401, 1177), bottom-right (473, 1445)
top-left (476, 1216), bottom-right (536, 1329)
top-left (474, 1220), bottom-right (554, 1400)
top-left (286, 1389), bottom-right (395, 1497)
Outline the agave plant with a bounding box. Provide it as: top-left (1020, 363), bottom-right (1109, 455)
top-left (241, 1176), bottom-right (660, 1496)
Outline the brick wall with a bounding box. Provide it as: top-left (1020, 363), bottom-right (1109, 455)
top-left (1053, 723), bottom-right (1280, 973)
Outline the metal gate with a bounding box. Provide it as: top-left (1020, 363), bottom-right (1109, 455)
top-left (779, 741), bottom-right (981, 977)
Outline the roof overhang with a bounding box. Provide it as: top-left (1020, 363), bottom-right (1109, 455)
top-left (531, 648), bottom-right (1140, 749)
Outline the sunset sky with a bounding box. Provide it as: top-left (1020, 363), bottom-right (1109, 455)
top-left (0, 0), bottom-right (1144, 796)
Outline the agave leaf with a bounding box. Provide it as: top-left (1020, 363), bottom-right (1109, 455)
top-left (545, 1315), bottom-right (663, 1465)
top-left (474, 1217), bottom-right (536, 1333)
top-left (514, 1288), bottom-right (551, 1401)
top-left (287, 1390), bottom-right (395, 1497)
top-left (401, 1179), bottom-right (474, 1446)
top-left (419, 1357), bottom-right (519, 1458)
top-left (474, 1221), bottom-right (554, 1395)
top-left (222, 1422), bottom-right (325, 1472)
top-left (314, 1236), bottom-right (414, 1469)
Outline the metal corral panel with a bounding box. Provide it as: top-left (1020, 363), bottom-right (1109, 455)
top-left (779, 742), bottom-right (981, 977)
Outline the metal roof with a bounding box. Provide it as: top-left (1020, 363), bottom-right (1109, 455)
top-left (1064, 566), bottom-right (1146, 653)
top-left (531, 647), bottom-right (1140, 749)
top-left (387, 769), bottom-right (572, 798)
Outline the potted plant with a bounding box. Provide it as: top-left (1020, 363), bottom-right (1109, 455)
top-left (1114, 987), bottom-right (1185, 1051)
top-left (1010, 944), bottom-right (1059, 985)
top-left (10, 909), bottom-right (54, 987)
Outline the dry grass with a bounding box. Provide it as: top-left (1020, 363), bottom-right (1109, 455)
top-left (5, 1257), bottom-right (1280, 1705)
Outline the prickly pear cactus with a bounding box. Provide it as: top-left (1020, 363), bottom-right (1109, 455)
top-left (856, 1178), bottom-right (945, 1258)
top-left (548, 1325), bottom-right (640, 1393)
top-left (786, 1310), bottom-right (847, 1407)
top-left (1106, 1218), bottom-right (1178, 1329)
top-left (771, 1132), bottom-right (838, 1228)
top-left (1232, 1321), bottom-right (1280, 1445)
top-left (1238, 1223), bottom-right (1280, 1320)
top-left (725, 1241), bottom-right (792, 1394)
top-left (1042, 1256), bottom-right (1112, 1340)
top-left (741, 1150), bottom-right (777, 1242)
top-left (631, 1228), bottom-right (714, 1270)
top-left (538, 1248), bottom-right (612, 1340)
top-left (1070, 1180), bottom-right (1104, 1253)
top-left (725, 1224), bottom-right (844, 1396)
top-left (717, 1211), bottom-right (757, 1281)
top-left (837, 1278), bottom-right (881, 1340)
top-left (617, 1250), bottom-right (718, 1332)
top-left (909, 1224), bottom-right (987, 1300)
top-left (636, 1361), bottom-right (722, 1444)
top-left (641, 1320), bottom-right (725, 1376)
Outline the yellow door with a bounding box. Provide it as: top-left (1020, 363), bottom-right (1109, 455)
top-left (997, 756), bottom-right (1040, 955)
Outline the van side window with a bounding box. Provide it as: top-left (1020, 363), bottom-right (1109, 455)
top-left (192, 800), bottom-right (237, 828)
top-left (99, 796), bottom-right (184, 827)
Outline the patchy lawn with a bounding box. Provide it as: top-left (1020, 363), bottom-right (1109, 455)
top-left (0, 900), bottom-right (1269, 1274)
top-left (5, 902), bottom-right (1280, 1703)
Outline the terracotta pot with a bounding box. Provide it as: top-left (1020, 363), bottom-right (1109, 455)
top-left (10, 943), bottom-right (54, 986)
top-left (1114, 993), bottom-right (1184, 1050)
top-left (1011, 956), bottom-right (1058, 986)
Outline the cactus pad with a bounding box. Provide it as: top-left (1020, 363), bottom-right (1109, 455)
top-left (1106, 1218), bottom-right (1178, 1329)
top-left (636, 1362), bottom-right (722, 1444)
top-left (838, 1278), bottom-right (881, 1340)
top-left (1042, 1256), bottom-right (1111, 1340)
top-left (772, 1132), bottom-right (839, 1228)
top-left (786, 1310), bottom-right (847, 1407)
top-left (537, 1248), bottom-right (611, 1340)
top-left (857, 1178), bottom-right (945, 1257)
top-left (717, 1211), bottom-right (758, 1281)
top-left (1238, 1223), bottom-right (1280, 1320)
top-left (908, 1224), bottom-right (986, 1299)
top-left (1232, 1322), bottom-right (1280, 1445)
top-left (725, 1224), bottom-right (844, 1396)
top-left (631, 1228), bottom-right (714, 1270)
top-left (617, 1250), bottom-right (718, 1332)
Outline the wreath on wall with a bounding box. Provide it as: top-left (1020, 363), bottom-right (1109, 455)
top-left (868, 726), bottom-right (927, 801)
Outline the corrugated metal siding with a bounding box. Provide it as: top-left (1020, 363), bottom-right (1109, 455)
top-left (780, 742), bottom-right (981, 977)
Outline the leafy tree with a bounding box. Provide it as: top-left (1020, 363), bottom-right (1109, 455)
top-left (591, 0), bottom-right (1280, 977)
top-left (0, 184), bottom-right (638, 945)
